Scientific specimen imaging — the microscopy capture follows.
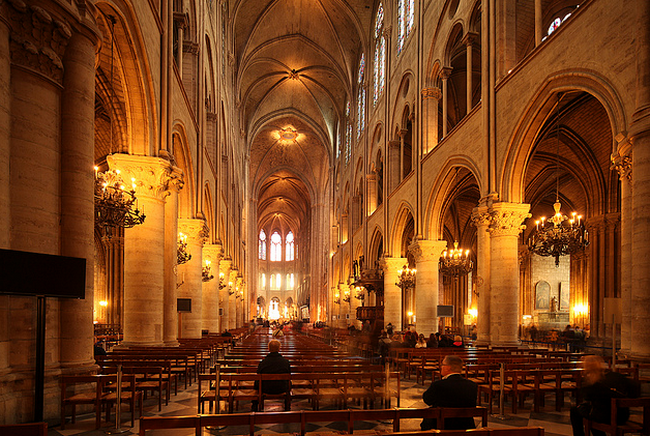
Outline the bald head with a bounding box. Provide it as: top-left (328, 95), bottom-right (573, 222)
top-left (268, 339), bottom-right (281, 353)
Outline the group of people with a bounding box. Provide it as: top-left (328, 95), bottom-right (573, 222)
top-left (255, 335), bottom-right (640, 434)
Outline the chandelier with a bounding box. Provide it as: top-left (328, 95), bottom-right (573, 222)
top-left (177, 232), bottom-right (191, 265)
top-left (333, 292), bottom-right (341, 305)
top-left (219, 272), bottom-right (226, 290)
top-left (354, 286), bottom-right (365, 301)
top-left (439, 241), bottom-right (473, 276)
top-left (528, 94), bottom-right (589, 267)
top-left (342, 289), bottom-right (351, 303)
top-left (202, 260), bottom-right (214, 282)
top-left (94, 167), bottom-right (145, 236)
top-left (396, 265), bottom-right (416, 289)
top-left (228, 281), bottom-right (234, 295)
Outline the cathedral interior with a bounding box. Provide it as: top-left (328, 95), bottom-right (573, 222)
top-left (1, 0), bottom-right (649, 425)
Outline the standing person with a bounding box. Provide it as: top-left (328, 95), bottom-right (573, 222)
top-left (421, 355), bottom-right (477, 430)
top-left (570, 355), bottom-right (639, 436)
top-left (251, 339), bottom-right (292, 411)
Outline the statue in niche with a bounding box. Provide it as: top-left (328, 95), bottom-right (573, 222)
top-left (550, 296), bottom-right (558, 312)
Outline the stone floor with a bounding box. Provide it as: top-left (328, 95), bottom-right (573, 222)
top-left (49, 372), bottom-right (580, 436)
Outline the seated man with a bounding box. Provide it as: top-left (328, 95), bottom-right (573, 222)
top-left (252, 339), bottom-right (292, 411)
top-left (421, 355), bottom-right (477, 430)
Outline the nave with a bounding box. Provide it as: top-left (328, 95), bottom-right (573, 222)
top-left (44, 328), bottom-right (650, 436)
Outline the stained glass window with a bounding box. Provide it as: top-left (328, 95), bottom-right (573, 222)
top-left (373, 3), bottom-right (386, 105)
top-left (546, 13), bottom-right (573, 38)
top-left (285, 231), bottom-right (294, 261)
top-left (270, 231), bottom-right (282, 261)
top-left (286, 273), bottom-right (295, 289)
top-left (397, 0), bottom-right (414, 54)
top-left (258, 230), bottom-right (266, 260)
top-left (260, 273), bottom-right (266, 288)
top-left (357, 54), bottom-right (366, 139)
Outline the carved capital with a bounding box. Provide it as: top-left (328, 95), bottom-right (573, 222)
top-left (440, 67), bottom-right (453, 80)
top-left (203, 243), bottom-right (223, 264)
top-left (183, 40), bottom-right (199, 55)
top-left (611, 152), bottom-right (632, 181)
top-left (378, 256), bottom-right (405, 274)
top-left (8, 2), bottom-right (72, 84)
top-left (409, 239), bottom-right (447, 263)
top-left (107, 154), bottom-right (184, 201)
top-left (462, 32), bottom-right (479, 47)
top-left (178, 218), bottom-right (209, 245)
top-left (421, 87), bottom-right (442, 100)
top-left (488, 202), bottom-right (531, 237)
top-left (471, 206), bottom-right (491, 228)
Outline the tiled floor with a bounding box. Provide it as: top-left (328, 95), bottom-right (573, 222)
top-left (48, 373), bottom-right (579, 436)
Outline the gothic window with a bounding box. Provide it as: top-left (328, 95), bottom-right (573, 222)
top-left (286, 273), bottom-right (295, 289)
top-left (373, 3), bottom-right (386, 105)
top-left (270, 231), bottom-right (282, 261)
top-left (285, 231), bottom-right (295, 261)
top-left (357, 54), bottom-right (366, 139)
top-left (544, 8), bottom-right (577, 40)
top-left (258, 229), bottom-right (267, 260)
top-left (270, 273), bottom-right (281, 290)
top-left (397, 0), bottom-right (414, 54)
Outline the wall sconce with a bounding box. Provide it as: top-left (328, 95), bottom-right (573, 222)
top-left (228, 281), bottom-right (234, 295)
top-left (354, 286), bottom-right (365, 301)
top-left (219, 272), bottom-right (226, 290)
top-left (99, 300), bottom-right (108, 307)
top-left (342, 289), bottom-right (351, 303)
top-left (334, 292), bottom-right (341, 305)
top-left (202, 260), bottom-right (214, 282)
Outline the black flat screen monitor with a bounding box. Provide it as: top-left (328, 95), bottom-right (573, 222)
top-left (0, 248), bottom-right (86, 299)
top-left (177, 298), bottom-right (192, 313)
top-left (437, 305), bottom-right (454, 317)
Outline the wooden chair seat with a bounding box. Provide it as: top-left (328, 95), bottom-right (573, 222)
top-left (60, 375), bottom-right (103, 430)
top-left (584, 397), bottom-right (650, 436)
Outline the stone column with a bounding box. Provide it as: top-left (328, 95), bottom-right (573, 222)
top-left (630, 127), bottom-right (650, 359)
top-left (202, 244), bottom-right (222, 334)
top-left (388, 140), bottom-right (401, 192)
top-left (178, 218), bottom-right (208, 339)
top-left (421, 87), bottom-right (441, 154)
top-left (228, 269), bottom-right (238, 329)
top-left (410, 239), bottom-right (447, 336)
top-left (612, 147), bottom-right (632, 353)
top-left (440, 67), bottom-right (453, 138)
top-left (331, 286), bottom-right (341, 325)
top-left (488, 202), bottom-right (530, 345)
top-left (219, 258), bottom-right (232, 332)
top-left (472, 206), bottom-right (491, 344)
top-left (112, 154), bottom-right (176, 346)
top-left (339, 283), bottom-right (350, 327)
top-left (398, 130), bottom-right (406, 181)
top-left (341, 213), bottom-right (349, 244)
top-left (60, 30), bottom-right (99, 368)
top-left (163, 168), bottom-right (183, 345)
top-left (366, 173), bottom-right (378, 215)
top-left (463, 33), bottom-right (478, 113)
top-left (381, 257), bottom-right (406, 331)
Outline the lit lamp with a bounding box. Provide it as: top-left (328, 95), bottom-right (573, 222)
top-left (177, 232), bottom-right (191, 265)
top-left (528, 94), bottom-right (589, 266)
top-left (354, 286), bottom-right (365, 302)
top-left (468, 308), bottom-right (478, 319)
top-left (334, 292), bottom-right (341, 305)
top-left (94, 167), bottom-right (145, 237)
top-left (342, 289), bottom-right (351, 303)
top-left (202, 260), bottom-right (214, 282)
top-left (396, 265), bottom-right (416, 289)
top-left (219, 272), bottom-right (226, 290)
top-left (573, 303), bottom-right (589, 326)
top-left (439, 241), bottom-right (472, 276)
top-left (228, 281), bottom-right (234, 296)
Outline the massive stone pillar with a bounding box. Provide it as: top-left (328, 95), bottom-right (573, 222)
top-left (60, 30), bottom-right (98, 370)
top-left (488, 202), bottom-right (530, 346)
top-left (178, 219), bottom-right (208, 339)
top-left (112, 154), bottom-right (177, 346)
top-left (218, 258), bottom-right (232, 332)
top-left (381, 257), bottom-right (405, 331)
top-left (202, 244), bottom-right (222, 334)
top-left (163, 169), bottom-right (183, 345)
top-left (339, 283), bottom-right (350, 327)
top-left (472, 206), bottom-right (491, 344)
top-left (410, 239), bottom-right (447, 336)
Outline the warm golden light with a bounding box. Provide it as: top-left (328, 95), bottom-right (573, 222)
top-left (99, 300), bottom-right (108, 307)
top-left (573, 304), bottom-right (589, 315)
top-left (468, 308), bottom-right (478, 318)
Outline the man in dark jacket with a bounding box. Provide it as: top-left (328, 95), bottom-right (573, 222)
top-left (252, 339), bottom-right (292, 411)
top-left (421, 355), bottom-right (477, 430)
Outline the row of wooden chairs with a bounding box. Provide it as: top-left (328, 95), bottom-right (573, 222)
top-left (139, 406), bottom-right (490, 436)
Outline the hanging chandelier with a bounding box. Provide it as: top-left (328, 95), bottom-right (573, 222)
top-left (439, 241), bottom-right (473, 276)
top-left (177, 232), bottom-right (191, 265)
top-left (396, 265), bottom-right (416, 289)
top-left (202, 260), bottom-right (214, 282)
top-left (528, 94), bottom-right (589, 267)
top-left (94, 167), bottom-right (145, 236)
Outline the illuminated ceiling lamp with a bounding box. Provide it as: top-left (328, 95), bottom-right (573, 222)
top-left (528, 94), bottom-right (589, 267)
top-left (439, 241), bottom-right (473, 276)
top-left (396, 265), bottom-right (416, 289)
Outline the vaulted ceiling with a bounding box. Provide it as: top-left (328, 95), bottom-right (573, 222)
top-left (232, 0), bottom-right (374, 233)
